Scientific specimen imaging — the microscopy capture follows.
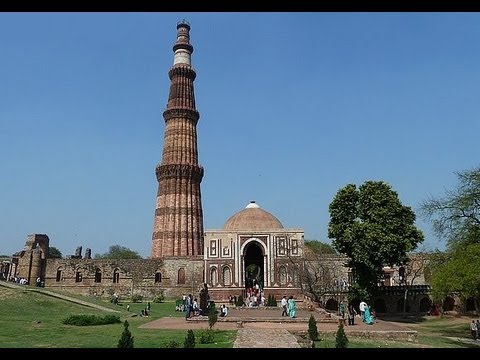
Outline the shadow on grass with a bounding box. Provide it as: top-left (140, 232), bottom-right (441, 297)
top-left (377, 315), bottom-right (428, 324)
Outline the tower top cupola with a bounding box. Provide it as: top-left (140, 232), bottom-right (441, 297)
top-left (173, 19), bottom-right (193, 66)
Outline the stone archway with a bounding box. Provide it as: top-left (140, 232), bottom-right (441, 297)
top-left (243, 241), bottom-right (264, 289)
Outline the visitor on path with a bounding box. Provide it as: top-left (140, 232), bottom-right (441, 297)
top-left (347, 303), bottom-right (357, 325)
top-left (476, 319), bottom-right (480, 339)
top-left (281, 295), bottom-right (288, 317)
top-left (288, 296), bottom-right (297, 318)
top-left (339, 301), bottom-right (346, 319)
top-left (363, 305), bottom-right (374, 325)
top-left (471, 320), bottom-right (477, 340)
top-left (220, 304), bottom-right (228, 317)
top-left (359, 300), bottom-right (367, 320)
top-left (185, 294), bottom-right (192, 320)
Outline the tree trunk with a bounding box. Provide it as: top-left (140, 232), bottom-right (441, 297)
top-left (403, 288), bottom-right (408, 318)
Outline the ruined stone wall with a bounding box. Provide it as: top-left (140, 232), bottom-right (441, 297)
top-left (161, 257), bottom-right (205, 299)
top-left (44, 257), bottom-right (205, 300)
top-left (45, 258), bottom-right (165, 299)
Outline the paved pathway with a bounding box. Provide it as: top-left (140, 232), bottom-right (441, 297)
top-left (233, 328), bottom-right (301, 348)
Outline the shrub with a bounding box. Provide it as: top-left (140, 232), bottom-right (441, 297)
top-left (335, 322), bottom-right (348, 348)
top-left (267, 294), bottom-right (277, 307)
top-left (184, 329), bottom-right (195, 348)
top-left (308, 314), bottom-right (319, 341)
top-left (165, 340), bottom-right (180, 348)
top-left (117, 320), bottom-right (134, 348)
top-left (199, 329), bottom-right (215, 344)
top-left (131, 294), bottom-right (143, 303)
top-left (208, 303), bottom-right (218, 330)
top-left (153, 289), bottom-right (165, 303)
top-left (63, 314), bottom-right (121, 326)
top-left (236, 294), bottom-right (244, 307)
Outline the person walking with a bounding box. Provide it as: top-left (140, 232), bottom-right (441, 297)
top-left (287, 296), bottom-right (297, 318)
top-left (347, 303), bottom-right (357, 325)
top-left (359, 300), bottom-right (367, 321)
top-left (281, 295), bottom-right (288, 317)
top-left (471, 320), bottom-right (478, 340)
top-left (339, 301), bottom-right (346, 319)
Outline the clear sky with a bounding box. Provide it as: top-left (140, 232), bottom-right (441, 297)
top-left (1, 12), bottom-right (479, 258)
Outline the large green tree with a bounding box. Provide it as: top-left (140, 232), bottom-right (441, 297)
top-left (430, 244), bottom-right (480, 313)
top-left (328, 181), bottom-right (424, 300)
top-left (94, 245), bottom-right (142, 259)
top-left (304, 240), bottom-right (337, 254)
top-left (421, 166), bottom-right (480, 311)
top-left (420, 165), bottom-right (480, 248)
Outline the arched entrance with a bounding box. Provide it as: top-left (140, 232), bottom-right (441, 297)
top-left (243, 241), bottom-right (264, 289)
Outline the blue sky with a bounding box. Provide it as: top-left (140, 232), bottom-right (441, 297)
top-left (1, 12), bottom-right (479, 257)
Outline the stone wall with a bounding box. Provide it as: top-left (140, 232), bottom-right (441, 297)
top-left (44, 256), bottom-right (205, 301)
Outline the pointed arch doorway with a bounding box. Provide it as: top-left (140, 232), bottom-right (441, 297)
top-left (243, 241), bottom-right (265, 289)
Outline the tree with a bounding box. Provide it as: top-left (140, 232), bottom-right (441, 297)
top-left (302, 252), bottom-right (346, 304)
top-left (208, 302), bottom-right (218, 330)
top-left (421, 166), bottom-right (480, 313)
top-left (420, 165), bottom-right (480, 248)
top-left (94, 245), bottom-right (142, 259)
top-left (304, 240), bottom-right (337, 254)
top-left (430, 244), bottom-right (480, 313)
top-left (117, 320), bottom-right (134, 348)
top-left (335, 322), bottom-right (348, 348)
top-left (48, 246), bottom-right (62, 259)
top-left (184, 329), bottom-right (196, 348)
top-left (308, 314), bottom-right (319, 341)
top-left (328, 181), bottom-right (424, 301)
top-left (398, 251), bottom-right (431, 317)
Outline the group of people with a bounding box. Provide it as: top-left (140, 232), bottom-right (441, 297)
top-left (280, 295), bottom-right (297, 318)
top-left (183, 294), bottom-right (201, 320)
top-left (244, 283), bottom-right (266, 307)
top-left (337, 300), bottom-right (374, 325)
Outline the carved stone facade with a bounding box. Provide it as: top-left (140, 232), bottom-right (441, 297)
top-left (204, 201), bottom-right (305, 301)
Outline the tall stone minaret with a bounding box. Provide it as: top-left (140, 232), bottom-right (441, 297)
top-left (151, 21), bottom-right (204, 258)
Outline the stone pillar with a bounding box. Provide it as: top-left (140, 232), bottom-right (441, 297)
top-left (263, 255), bottom-right (268, 287)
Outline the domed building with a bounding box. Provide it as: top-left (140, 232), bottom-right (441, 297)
top-left (204, 201), bottom-right (305, 301)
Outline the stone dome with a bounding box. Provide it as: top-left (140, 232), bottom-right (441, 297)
top-left (223, 201), bottom-right (284, 231)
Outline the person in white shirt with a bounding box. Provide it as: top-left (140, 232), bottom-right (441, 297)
top-left (281, 296), bottom-right (288, 316)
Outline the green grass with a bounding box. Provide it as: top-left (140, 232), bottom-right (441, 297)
top-left (308, 315), bottom-right (480, 348)
top-left (0, 286), bottom-right (235, 348)
top-left (410, 316), bottom-right (479, 348)
top-left (312, 337), bottom-right (417, 348)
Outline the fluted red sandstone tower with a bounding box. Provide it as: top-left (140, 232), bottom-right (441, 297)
top-left (151, 21), bottom-right (204, 258)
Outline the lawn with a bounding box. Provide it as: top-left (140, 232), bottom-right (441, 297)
top-left (309, 315), bottom-right (479, 348)
top-left (0, 285), bottom-right (235, 348)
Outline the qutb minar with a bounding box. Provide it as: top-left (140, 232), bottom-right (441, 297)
top-left (151, 20), bottom-right (204, 259)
